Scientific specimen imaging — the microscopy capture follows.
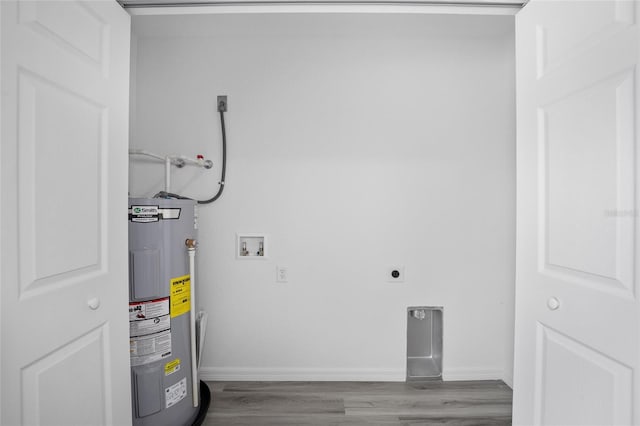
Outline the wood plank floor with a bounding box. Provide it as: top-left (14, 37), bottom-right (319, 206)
top-left (203, 381), bottom-right (513, 426)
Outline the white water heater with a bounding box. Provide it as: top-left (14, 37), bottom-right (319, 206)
top-left (128, 197), bottom-right (209, 426)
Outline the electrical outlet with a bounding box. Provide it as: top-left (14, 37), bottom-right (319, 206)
top-left (217, 95), bottom-right (228, 112)
top-left (387, 266), bottom-right (405, 282)
top-left (276, 266), bottom-right (288, 283)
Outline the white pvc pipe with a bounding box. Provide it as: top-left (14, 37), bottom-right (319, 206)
top-left (176, 155), bottom-right (207, 167)
top-left (128, 148), bottom-right (165, 161)
top-left (165, 156), bottom-right (171, 193)
top-left (130, 149), bottom-right (213, 193)
top-left (130, 149), bottom-right (211, 168)
top-left (187, 245), bottom-right (199, 407)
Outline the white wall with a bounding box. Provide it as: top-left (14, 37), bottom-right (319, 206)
top-left (130, 13), bottom-right (516, 382)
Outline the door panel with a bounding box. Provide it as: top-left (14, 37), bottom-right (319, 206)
top-left (541, 70), bottom-right (635, 293)
top-left (534, 324), bottom-right (633, 426)
top-left (514, 1), bottom-right (639, 425)
top-left (1, 1), bottom-right (131, 425)
top-left (536, 0), bottom-right (634, 78)
top-left (18, 1), bottom-right (109, 71)
top-left (21, 325), bottom-right (112, 426)
top-left (18, 69), bottom-right (104, 295)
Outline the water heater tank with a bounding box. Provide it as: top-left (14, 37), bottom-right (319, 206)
top-left (128, 197), bottom-right (204, 426)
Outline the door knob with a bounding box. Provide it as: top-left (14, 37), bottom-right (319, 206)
top-left (547, 297), bottom-right (560, 311)
top-left (88, 297), bottom-right (101, 310)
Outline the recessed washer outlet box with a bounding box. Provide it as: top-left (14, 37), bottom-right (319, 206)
top-left (236, 234), bottom-right (267, 259)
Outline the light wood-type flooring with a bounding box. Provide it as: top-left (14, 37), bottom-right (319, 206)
top-left (203, 380), bottom-right (513, 426)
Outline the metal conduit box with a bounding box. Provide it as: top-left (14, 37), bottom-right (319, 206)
top-left (406, 306), bottom-right (443, 381)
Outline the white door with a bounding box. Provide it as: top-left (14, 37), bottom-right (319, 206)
top-left (513, 0), bottom-right (639, 425)
top-left (0, 1), bottom-right (132, 425)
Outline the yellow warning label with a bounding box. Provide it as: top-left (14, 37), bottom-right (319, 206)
top-left (170, 274), bottom-right (190, 318)
top-left (165, 358), bottom-right (181, 376)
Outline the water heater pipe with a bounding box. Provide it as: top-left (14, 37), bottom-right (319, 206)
top-left (186, 238), bottom-right (199, 407)
top-left (129, 149), bottom-right (213, 194)
top-left (165, 156), bottom-right (172, 193)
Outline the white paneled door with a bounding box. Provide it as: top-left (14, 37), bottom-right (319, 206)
top-left (514, 1), bottom-right (639, 425)
top-left (1, 1), bottom-right (131, 425)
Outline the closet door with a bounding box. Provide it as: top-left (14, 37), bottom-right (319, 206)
top-left (0, 1), bottom-right (132, 425)
top-left (514, 0), bottom-right (639, 424)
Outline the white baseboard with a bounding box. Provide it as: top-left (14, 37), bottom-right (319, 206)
top-left (502, 371), bottom-right (514, 388)
top-left (442, 368), bottom-right (504, 382)
top-left (200, 367), bottom-right (504, 382)
top-left (199, 367), bottom-right (405, 382)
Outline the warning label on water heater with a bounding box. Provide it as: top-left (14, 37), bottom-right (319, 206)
top-left (129, 298), bottom-right (172, 366)
top-left (164, 358), bottom-right (181, 376)
top-left (129, 298), bottom-right (171, 337)
top-left (129, 298), bottom-right (169, 321)
top-left (165, 377), bottom-right (187, 408)
top-left (170, 275), bottom-right (190, 318)
top-left (130, 329), bottom-right (172, 367)
top-left (130, 314), bottom-right (170, 337)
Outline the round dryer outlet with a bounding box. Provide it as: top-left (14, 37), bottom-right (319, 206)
top-left (387, 266), bottom-right (405, 282)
